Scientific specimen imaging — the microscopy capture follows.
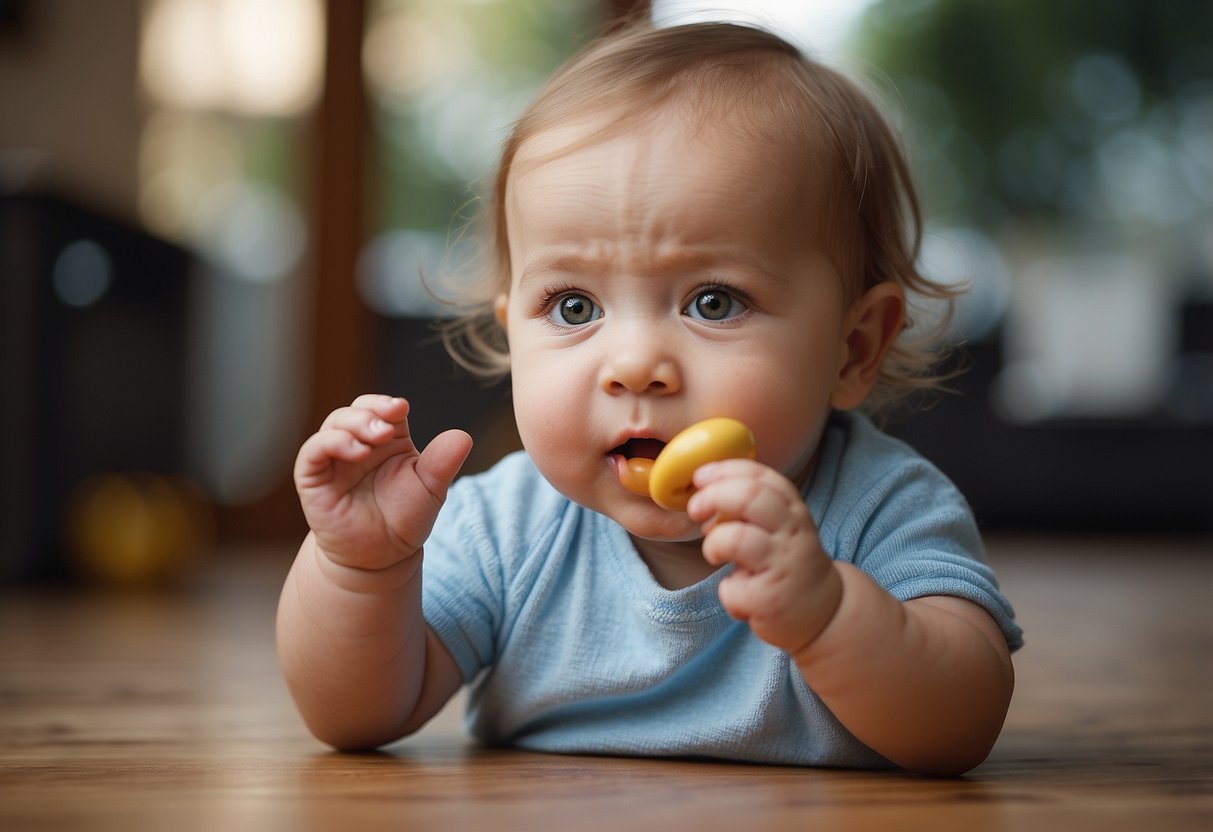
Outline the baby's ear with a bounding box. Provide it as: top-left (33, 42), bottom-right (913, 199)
top-left (494, 293), bottom-right (509, 329)
top-left (830, 282), bottom-right (905, 410)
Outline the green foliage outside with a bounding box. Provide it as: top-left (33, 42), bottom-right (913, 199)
top-left (853, 0), bottom-right (1212, 244)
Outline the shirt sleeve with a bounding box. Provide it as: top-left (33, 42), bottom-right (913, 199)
top-left (421, 451), bottom-right (572, 682)
top-left (815, 416), bottom-right (1024, 653)
top-left (422, 471), bottom-right (507, 682)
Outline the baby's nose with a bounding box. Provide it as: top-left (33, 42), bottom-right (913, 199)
top-left (598, 337), bottom-right (681, 396)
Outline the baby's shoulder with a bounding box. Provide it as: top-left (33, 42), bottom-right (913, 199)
top-left (450, 448), bottom-right (560, 506)
top-left (814, 412), bottom-right (976, 549)
top-left (444, 450), bottom-right (573, 545)
top-left (823, 411), bottom-right (948, 493)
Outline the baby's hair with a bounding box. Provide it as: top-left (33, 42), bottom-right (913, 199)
top-left (440, 19), bottom-right (961, 416)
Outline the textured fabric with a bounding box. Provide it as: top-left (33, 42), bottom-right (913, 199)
top-left (422, 410), bottom-right (1022, 766)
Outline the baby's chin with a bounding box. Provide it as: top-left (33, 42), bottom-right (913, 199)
top-left (533, 460), bottom-right (702, 541)
top-left (609, 504), bottom-right (703, 544)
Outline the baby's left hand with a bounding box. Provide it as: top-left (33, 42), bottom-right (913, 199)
top-left (687, 460), bottom-right (843, 657)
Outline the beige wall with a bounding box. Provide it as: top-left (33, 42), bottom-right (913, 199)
top-left (0, 0), bottom-right (142, 221)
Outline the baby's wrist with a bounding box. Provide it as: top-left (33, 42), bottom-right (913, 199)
top-left (789, 561), bottom-right (845, 660)
top-left (311, 538), bottom-right (422, 595)
top-left (792, 563), bottom-right (896, 669)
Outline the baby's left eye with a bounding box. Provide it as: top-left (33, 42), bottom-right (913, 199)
top-left (684, 288), bottom-right (744, 322)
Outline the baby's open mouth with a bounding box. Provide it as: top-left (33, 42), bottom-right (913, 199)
top-left (610, 438), bottom-right (666, 498)
top-left (610, 438), bottom-right (666, 461)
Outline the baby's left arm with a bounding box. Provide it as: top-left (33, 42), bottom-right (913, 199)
top-left (689, 460), bottom-right (1014, 777)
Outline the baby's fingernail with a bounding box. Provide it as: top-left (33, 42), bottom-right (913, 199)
top-left (694, 462), bottom-right (719, 483)
top-left (370, 419), bottom-right (391, 433)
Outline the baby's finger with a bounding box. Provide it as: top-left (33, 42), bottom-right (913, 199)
top-left (415, 429), bottom-right (474, 499)
top-left (320, 407), bottom-right (404, 446)
top-left (294, 428), bottom-right (374, 485)
top-left (701, 519), bottom-right (773, 570)
top-left (349, 394), bottom-right (410, 420)
top-left (688, 473), bottom-right (793, 531)
top-left (319, 395), bottom-right (409, 430)
top-left (716, 571), bottom-right (757, 623)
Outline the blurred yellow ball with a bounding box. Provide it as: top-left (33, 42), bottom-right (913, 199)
top-left (65, 472), bottom-right (212, 588)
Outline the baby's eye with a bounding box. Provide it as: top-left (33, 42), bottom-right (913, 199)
top-left (548, 293), bottom-right (602, 327)
top-left (684, 288), bottom-right (743, 322)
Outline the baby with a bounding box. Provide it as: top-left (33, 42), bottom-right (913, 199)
top-left (278, 20), bottom-right (1022, 776)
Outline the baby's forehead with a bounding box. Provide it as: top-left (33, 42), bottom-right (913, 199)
top-left (505, 111), bottom-right (845, 276)
top-left (513, 93), bottom-right (829, 184)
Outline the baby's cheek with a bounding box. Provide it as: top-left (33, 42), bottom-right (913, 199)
top-left (512, 381), bottom-right (575, 451)
top-left (513, 404), bottom-right (596, 494)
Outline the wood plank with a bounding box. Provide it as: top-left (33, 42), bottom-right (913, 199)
top-left (1, 536), bottom-right (1210, 830)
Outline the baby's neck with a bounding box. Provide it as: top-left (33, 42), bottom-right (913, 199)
top-left (629, 535), bottom-right (717, 591)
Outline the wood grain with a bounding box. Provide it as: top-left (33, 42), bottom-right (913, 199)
top-left (2, 536), bottom-right (1210, 830)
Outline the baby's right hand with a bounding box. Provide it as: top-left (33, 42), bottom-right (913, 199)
top-left (294, 395), bottom-right (473, 573)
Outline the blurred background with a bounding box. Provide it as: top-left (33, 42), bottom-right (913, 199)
top-left (1, 0), bottom-right (1209, 588)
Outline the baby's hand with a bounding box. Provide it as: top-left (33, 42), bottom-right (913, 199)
top-left (687, 460), bottom-right (842, 657)
top-left (294, 395), bottom-right (472, 573)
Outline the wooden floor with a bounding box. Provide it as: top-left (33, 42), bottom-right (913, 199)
top-left (2, 535), bottom-right (1210, 831)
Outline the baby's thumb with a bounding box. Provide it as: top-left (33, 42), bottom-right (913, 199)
top-left (415, 429), bottom-right (474, 501)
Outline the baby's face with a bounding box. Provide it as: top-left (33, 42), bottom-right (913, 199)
top-left (498, 115), bottom-right (854, 542)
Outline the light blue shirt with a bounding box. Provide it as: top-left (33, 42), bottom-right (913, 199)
top-left (422, 411), bottom-right (1022, 767)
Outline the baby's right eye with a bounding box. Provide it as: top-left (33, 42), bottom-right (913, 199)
top-left (548, 293), bottom-right (602, 327)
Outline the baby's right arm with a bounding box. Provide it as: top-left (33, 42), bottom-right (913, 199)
top-left (276, 395), bottom-right (471, 750)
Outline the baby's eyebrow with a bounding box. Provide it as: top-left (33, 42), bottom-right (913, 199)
top-left (517, 247), bottom-right (789, 287)
top-left (518, 251), bottom-right (604, 285)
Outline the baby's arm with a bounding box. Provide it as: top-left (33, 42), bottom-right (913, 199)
top-left (795, 574), bottom-right (1013, 776)
top-left (690, 460), bottom-right (1013, 777)
top-left (277, 395), bottom-right (470, 750)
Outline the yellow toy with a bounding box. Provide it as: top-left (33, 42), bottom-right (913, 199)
top-left (620, 417), bottom-right (757, 511)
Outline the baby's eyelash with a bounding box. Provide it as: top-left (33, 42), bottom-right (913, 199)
top-left (532, 283), bottom-right (580, 316)
top-left (697, 278), bottom-right (755, 307)
top-left (701, 277), bottom-right (748, 296)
